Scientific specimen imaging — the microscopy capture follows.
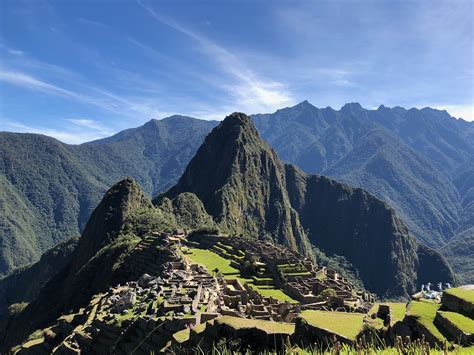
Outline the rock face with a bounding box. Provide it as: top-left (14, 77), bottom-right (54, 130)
top-left (164, 113), bottom-right (310, 253)
top-left (165, 113), bottom-right (455, 297)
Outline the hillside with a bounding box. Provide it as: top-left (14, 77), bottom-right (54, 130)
top-left (0, 117), bottom-right (217, 276)
top-left (0, 114), bottom-right (460, 352)
top-left (163, 113), bottom-right (454, 297)
top-left (1, 102), bottom-right (472, 284)
top-left (252, 101), bottom-right (473, 281)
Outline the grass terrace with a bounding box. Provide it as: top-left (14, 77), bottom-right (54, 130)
top-left (300, 310), bottom-right (365, 340)
top-left (438, 311), bottom-right (474, 334)
top-left (368, 302), bottom-right (407, 323)
top-left (444, 287), bottom-right (474, 304)
top-left (407, 300), bottom-right (446, 342)
top-left (186, 248), bottom-right (240, 276)
top-left (216, 315), bottom-right (295, 334)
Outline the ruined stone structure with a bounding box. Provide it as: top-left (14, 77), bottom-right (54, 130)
top-left (191, 234), bottom-right (374, 312)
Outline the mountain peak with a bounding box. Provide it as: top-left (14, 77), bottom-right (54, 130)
top-left (220, 112), bottom-right (253, 128)
top-left (341, 102), bottom-right (363, 112)
top-left (164, 112), bottom-right (309, 252)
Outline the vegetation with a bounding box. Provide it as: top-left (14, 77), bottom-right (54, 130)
top-left (437, 311), bottom-right (474, 334)
top-left (0, 117), bottom-right (216, 276)
top-left (254, 102), bottom-right (473, 286)
top-left (407, 301), bottom-right (445, 342)
top-left (217, 315), bottom-right (294, 334)
top-left (300, 310), bottom-right (365, 340)
top-left (185, 248), bottom-right (297, 303)
top-left (444, 287), bottom-right (474, 304)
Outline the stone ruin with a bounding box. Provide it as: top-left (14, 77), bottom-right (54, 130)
top-left (192, 234), bottom-right (374, 313)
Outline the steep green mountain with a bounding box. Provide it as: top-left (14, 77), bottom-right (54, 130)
top-left (0, 177), bottom-right (214, 350)
top-left (163, 113), bottom-right (454, 297)
top-left (253, 101), bottom-right (473, 281)
top-left (162, 113), bottom-right (310, 253)
top-left (0, 116), bottom-right (217, 276)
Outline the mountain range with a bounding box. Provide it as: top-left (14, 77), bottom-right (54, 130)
top-left (0, 102), bottom-right (472, 283)
top-left (0, 113), bottom-right (455, 351)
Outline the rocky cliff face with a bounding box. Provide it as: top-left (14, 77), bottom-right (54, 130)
top-left (285, 165), bottom-right (421, 297)
top-left (164, 113), bottom-right (310, 253)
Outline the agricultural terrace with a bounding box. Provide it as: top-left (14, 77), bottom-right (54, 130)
top-left (216, 315), bottom-right (295, 334)
top-left (444, 287), bottom-right (474, 304)
top-left (407, 300), bottom-right (446, 342)
top-left (300, 310), bottom-right (365, 340)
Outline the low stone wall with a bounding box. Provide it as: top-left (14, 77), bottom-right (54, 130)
top-left (435, 312), bottom-right (473, 345)
top-left (403, 315), bottom-right (445, 347)
top-left (292, 316), bottom-right (355, 348)
top-left (442, 292), bottom-right (474, 319)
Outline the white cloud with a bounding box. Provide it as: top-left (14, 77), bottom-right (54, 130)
top-left (1, 119), bottom-right (111, 144)
top-left (137, 0), bottom-right (294, 114)
top-left (67, 118), bottom-right (112, 135)
top-left (0, 69), bottom-right (167, 119)
top-left (433, 104), bottom-right (474, 122)
top-left (7, 48), bottom-right (24, 56)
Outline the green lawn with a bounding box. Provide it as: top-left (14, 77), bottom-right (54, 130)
top-left (407, 301), bottom-right (445, 342)
top-left (217, 315), bottom-right (295, 334)
top-left (300, 310), bottom-right (365, 340)
top-left (186, 248), bottom-right (240, 275)
top-left (444, 287), bottom-right (474, 304)
top-left (438, 311), bottom-right (474, 334)
top-left (250, 285), bottom-right (298, 303)
top-left (369, 302), bottom-right (407, 323)
top-left (173, 328), bottom-right (190, 343)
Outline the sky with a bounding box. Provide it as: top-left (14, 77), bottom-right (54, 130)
top-left (0, 0), bottom-right (473, 143)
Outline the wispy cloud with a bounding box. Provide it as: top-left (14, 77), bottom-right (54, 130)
top-left (67, 118), bottom-right (113, 135)
top-left (1, 119), bottom-right (111, 144)
top-left (6, 48), bottom-right (24, 56)
top-left (137, 0), bottom-right (294, 114)
top-left (0, 69), bottom-right (167, 119)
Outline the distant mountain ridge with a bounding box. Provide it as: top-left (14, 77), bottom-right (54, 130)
top-left (252, 101), bottom-right (473, 282)
top-left (0, 102), bottom-right (472, 282)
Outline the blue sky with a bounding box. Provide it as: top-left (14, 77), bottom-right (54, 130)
top-left (0, 0), bottom-right (473, 143)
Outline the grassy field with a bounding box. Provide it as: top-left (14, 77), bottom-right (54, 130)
top-left (368, 302), bottom-right (407, 323)
top-left (217, 315), bottom-right (295, 334)
top-left (407, 300), bottom-right (445, 342)
top-left (300, 310), bottom-right (365, 340)
top-left (438, 311), bottom-right (474, 333)
top-left (444, 287), bottom-right (474, 304)
top-left (186, 248), bottom-right (297, 303)
top-left (187, 248), bottom-right (240, 275)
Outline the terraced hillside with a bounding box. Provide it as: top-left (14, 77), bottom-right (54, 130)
top-left (9, 228), bottom-right (473, 354)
